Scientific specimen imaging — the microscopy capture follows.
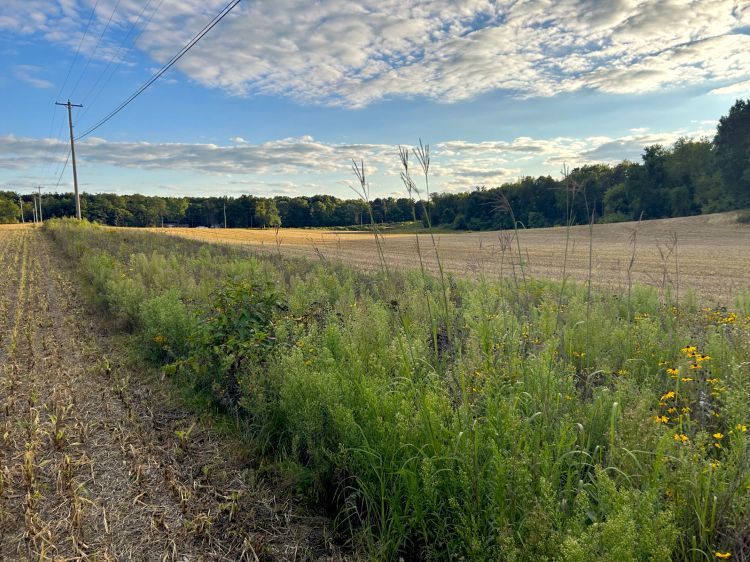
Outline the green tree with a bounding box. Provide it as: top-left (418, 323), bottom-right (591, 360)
top-left (0, 194), bottom-right (20, 223)
top-left (254, 199), bottom-right (281, 228)
top-left (714, 98), bottom-right (750, 208)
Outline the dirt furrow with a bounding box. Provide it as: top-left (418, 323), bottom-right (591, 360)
top-left (0, 228), bottom-right (346, 561)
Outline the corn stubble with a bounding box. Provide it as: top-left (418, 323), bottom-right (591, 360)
top-left (0, 226), bottom-right (342, 561)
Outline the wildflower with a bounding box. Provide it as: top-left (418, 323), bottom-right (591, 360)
top-left (714, 443), bottom-right (722, 449)
top-left (713, 432), bottom-right (724, 440)
top-left (666, 367), bottom-right (679, 376)
top-left (654, 415), bottom-right (669, 424)
top-left (706, 378), bottom-right (719, 384)
top-left (709, 460), bottom-right (721, 469)
top-left (658, 360), bottom-right (668, 367)
top-left (681, 406), bottom-right (692, 413)
top-left (714, 552), bottom-right (731, 559)
top-left (153, 335), bottom-right (166, 345)
top-left (697, 354), bottom-right (711, 362)
top-left (681, 377), bottom-right (694, 382)
top-left (689, 363), bottom-right (701, 370)
top-left (661, 391), bottom-right (676, 401)
top-left (572, 351), bottom-right (586, 358)
top-left (681, 345), bottom-right (697, 354)
top-left (667, 407), bottom-right (677, 414)
top-left (673, 433), bottom-right (689, 443)
top-left (735, 424), bottom-right (747, 433)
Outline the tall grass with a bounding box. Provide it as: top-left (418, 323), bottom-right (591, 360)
top-left (46, 217), bottom-right (750, 561)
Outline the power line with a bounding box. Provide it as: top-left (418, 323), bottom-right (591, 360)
top-left (41, 1), bottom-right (101, 184)
top-left (76, 0), bottom-right (241, 141)
top-left (79, 0), bottom-right (164, 120)
top-left (68, 0), bottom-right (123, 100)
top-left (56, 0), bottom-right (102, 101)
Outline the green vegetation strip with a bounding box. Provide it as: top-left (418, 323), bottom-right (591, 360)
top-left (47, 219), bottom-right (750, 561)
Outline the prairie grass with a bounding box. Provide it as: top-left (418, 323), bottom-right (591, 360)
top-left (46, 218), bottom-right (750, 561)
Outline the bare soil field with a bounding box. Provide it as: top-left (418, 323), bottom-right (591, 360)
top-left (0, 225), bottom-right (343, 561)
top-left (146, 212), bottom-right (750, 304)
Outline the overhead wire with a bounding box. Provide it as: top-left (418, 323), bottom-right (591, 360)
top-left (78, 0), bottom-right (164, 122)
top-left (76, 0), bottom-right (241, 141)
top-left (41, 1), bottom-right (101, 185)
top-left (68, 0), bottom-right (123, 100)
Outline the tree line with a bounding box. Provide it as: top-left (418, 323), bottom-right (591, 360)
top-left (1, 99), bottom-right (748, 228)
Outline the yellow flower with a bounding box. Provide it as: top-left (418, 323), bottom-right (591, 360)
top-left (715, 552), bottom-right (731, 559)
top-left (667, 407), bottom-right (677, 414)
top-left (667, 367), bottom-right (679, 376)
top-left (697, 354), bottom-right (711, 362)
top-left (673, 433), bottom-right (689, 443)
top-left (681, 377), bottom-right (694, 382)
top-left (714, 443), bottom-right (722, 449)
top-left (735, 424), bottom-right (747, 433)
top-left (713, 432), bottom-right (724, 440)
top-left (706, 378), bottom-right (719, 384)
top-left (681, 406), bottom-right (691, 413)
top-left (709, 460), bottom-right (721, 469)
top-left (661, 391), bottom-right (676, 401)
top-left (689, 363), bottom-right (701, 370)
top-left (681, 345), bottom-right (697, 354)
top-left (654, 415), bottom-right (669, 424)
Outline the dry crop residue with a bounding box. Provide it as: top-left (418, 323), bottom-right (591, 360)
top-left (0, 226), bottom-right (345, 561)
top-left (146, 211), bottom-right (750, 303)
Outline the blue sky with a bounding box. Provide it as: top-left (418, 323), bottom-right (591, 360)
top-left (1, 0), bottom-right (749, 198)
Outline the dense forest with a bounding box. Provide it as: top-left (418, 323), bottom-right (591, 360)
top-left (2, 99), bottom-right (748, 229)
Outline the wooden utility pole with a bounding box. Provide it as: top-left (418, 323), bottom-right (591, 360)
top-left (55, 100), bottom-right (83, 220)
top-left (37, 186), bottom-right (43, 223)
top-left (18, 194), bottom-right (24, 223)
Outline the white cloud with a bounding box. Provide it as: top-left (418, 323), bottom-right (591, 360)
top-left (0, 128), bottom-right (715, 195)
top-left (709, 79), bottom-right (750, 95)
top-left (13, 65), bottom-right (53, 88)
top-left (1, 0), bottom-right (748, 107)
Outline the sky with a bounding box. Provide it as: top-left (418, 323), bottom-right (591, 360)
top-left (0, 0), bottom-right (749, 199)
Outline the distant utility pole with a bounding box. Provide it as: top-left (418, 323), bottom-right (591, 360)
top-left (37, 186), bottom-right (43, 222)
top-left (55, 100), bottom-right (83, 220)
top-left (18, 194), bottom-right (24, 223)
top-left (224, 198), bottom-right (228, 228)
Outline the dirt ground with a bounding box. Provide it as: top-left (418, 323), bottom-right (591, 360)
top-left (146, 212), bottom-right (750, 305)
top-left (0, 225), bottom-right (347, 561)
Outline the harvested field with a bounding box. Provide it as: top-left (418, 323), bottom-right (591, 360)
top-left (145, 212), bottom-right (750, 303)
top-left (0, 225), bottom-right (344, 561)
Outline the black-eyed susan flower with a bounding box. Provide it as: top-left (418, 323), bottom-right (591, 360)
top-left (681, 345), bottom-right (697, 354)
top-left (661, 391), bottom-right (676, 401)
top-left (715, 551), bottom-right (731, 559)
top-left (736, 424), bottom-right (747, 433)
top-left (667, 367), bottom-right (679, 376)
top-left (667, 407), bottom-right (677, 414)
top-left (673, 433), bottom-right (689, 443)
top-left (713, 432), bottom-right (724, 440)
top-left (654, 415), bottom-right (669, 424)
top-left (681, 377), bottom-right (694, 382)
top-left (697, 354), bottom-right (711, 362)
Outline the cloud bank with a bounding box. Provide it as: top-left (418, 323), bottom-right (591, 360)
top-left (2, 0), bottom-right (748, 107)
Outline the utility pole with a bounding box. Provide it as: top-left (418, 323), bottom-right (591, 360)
top-left (18, 194), bottom-right (24, 223)
top-left (55, 100), bottom-right (83, 220)
top-left (224, 197), bottom-right (228, 228)
top-left (37, 186), bottom-right (43, 223)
